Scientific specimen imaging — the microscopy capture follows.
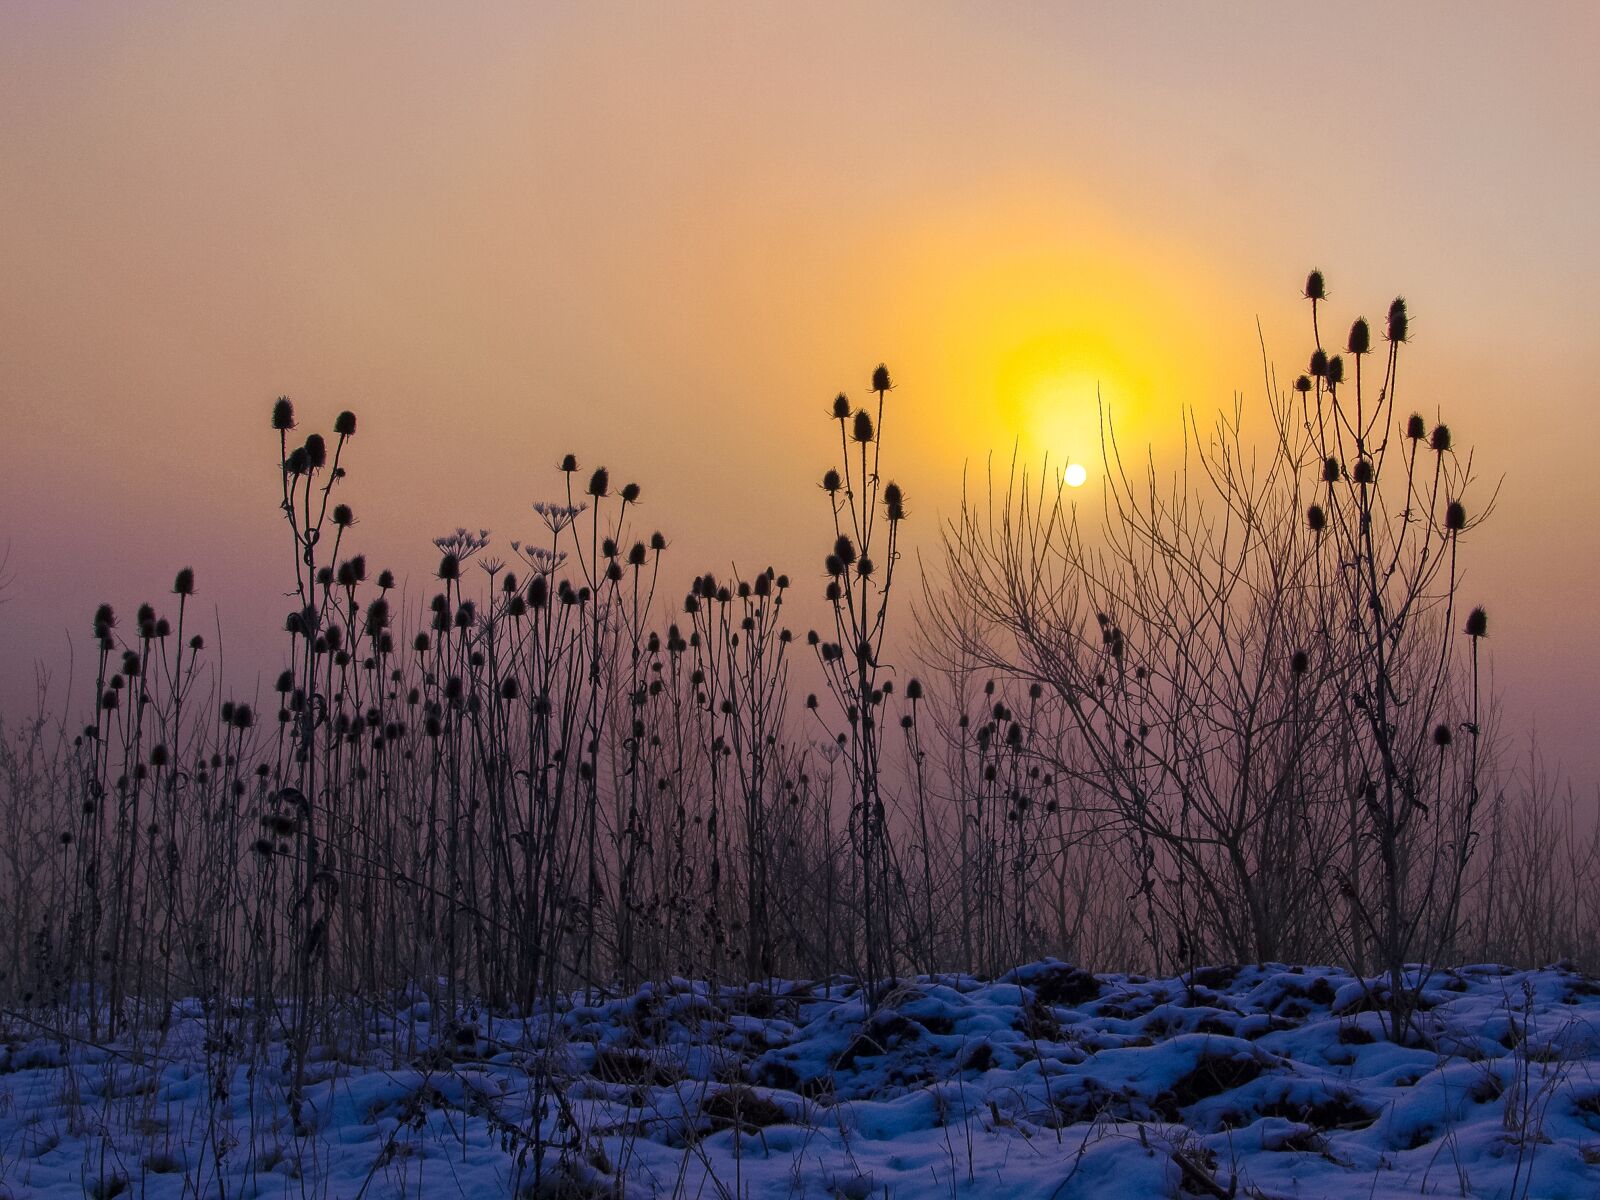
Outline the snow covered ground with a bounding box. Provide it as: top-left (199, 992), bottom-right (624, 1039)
top-left (2, 961), bottom-right (1597, 1198)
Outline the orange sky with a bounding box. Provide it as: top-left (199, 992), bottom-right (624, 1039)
top-left (2, 2), bottom-right (1597, 781)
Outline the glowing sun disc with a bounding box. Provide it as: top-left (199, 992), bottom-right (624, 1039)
top-left (1064, 462), bottom-right (1088, 488)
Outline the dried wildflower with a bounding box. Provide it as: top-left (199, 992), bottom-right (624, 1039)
top-left (1347, 318), bottom-right (1370, 355)
top-left (1387, 296), bottom-right (1409, 343)
top-left (871, 363), bottom-right (892, 392)
top-left (334, 410), bottom-right (356, 436)
top-left (831, 393), bottom-right (851, 420)
top-left (1304, 270), bottom-right (1326, 301)
top-left (1430, 424), bottom-right (1452, 453)
top-left (272, 397), bottom-right (296, 431)
top-left (852, 409), bottom-right (874, 443)
top-left (172, 567), bottom-right (195, 596)
top-left (1465, 607), bottom-right (1487, 637)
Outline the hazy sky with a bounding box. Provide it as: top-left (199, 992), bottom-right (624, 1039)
top-left (3, 2), bottom-right (1597, 781)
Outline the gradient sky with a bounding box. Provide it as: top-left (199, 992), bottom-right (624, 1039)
top-left (3, 2), bottom-right (1597, 782)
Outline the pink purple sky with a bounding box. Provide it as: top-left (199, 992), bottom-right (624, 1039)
top-left (2, 2), bottom-right (1597, 782)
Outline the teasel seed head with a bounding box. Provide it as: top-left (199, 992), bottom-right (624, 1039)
top-left (871, 363), bottom-right (892, 392)
top-left (1325, 355), bottom-right (1344, 387)
top-left (1304, 270), bottom-right (1326, 302)
top-left (1347, 318), bottom-right (1370, 356)
top-left (304, 434), bottom-right (327, 471)
top-left (332, 504), bottom-right (354, 527)
top-left (1465, 606), bottom-right (1487, 638)
top-left (560, 453), bottom-right (578, 473)
top-left (587, 467), bottom-right (609, 497)
top-left (1309, 349), bottom-right (1328, 378)
top-left (883, 481), bottom-right (906, 521)
top-left (173, 567), bottom-right (195, 596)
top-left (822, 468), bottom-right (842, 494)
top-left (1433, 723), bottom-right (1453, 747)
top-left (1430, 424), bottom-right (1451, 453)
top-left (621, 481), bottom-right (641, 503)
top-left (831, 392), bottom-right (851, 420)
top-left (1322, 456), bottom-right (1340, 483)
top-left (1406, 413), bottom-right (1426, 440)
top-left (1352, 457), bottom-right (1373, 484)
top-left (1387, 296), bottom-right (1409, 343)
top-left (1445, 500), bottom-right (1466, 531)
top-left (1294, 374), bottom-right (1311, 393)
top-left (851, 409), bottom-right (874, 443)
top-left (333, 410), bottom-right (356, 437)
top-left (1308, 504), bottom-right (1327, 532)
top-left (272, 397), bottom-right (296, 431)
top-left (834, 534), bottom-right (857, 565)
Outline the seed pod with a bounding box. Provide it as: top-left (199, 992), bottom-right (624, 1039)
top-left (1387, 296), bottom-right (1409, 343)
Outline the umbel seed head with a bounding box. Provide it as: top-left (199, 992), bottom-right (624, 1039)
top-left (272, 397), bottom-right (296, 431)
top-left (1347, 319), bottom-right (1370, 355)
top-left (1304, 270), bottom-right (1326, 301)
top-left (1465, 607), bottom-right (1488, 638)
top-left (334, 410), bottom-right (357, 437)
top-left (872, 364), bottom-right (892, 392)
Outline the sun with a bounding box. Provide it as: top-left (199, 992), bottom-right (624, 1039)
top-left (1064, 462), bottom-right (1088, 488)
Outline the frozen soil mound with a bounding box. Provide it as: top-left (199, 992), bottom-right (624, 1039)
top-left (2, 961), bottom-right (1598, 1197)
